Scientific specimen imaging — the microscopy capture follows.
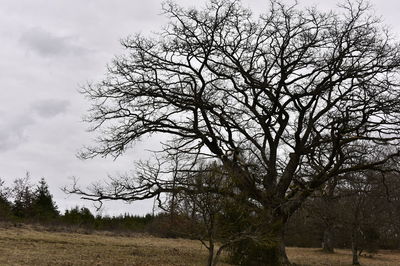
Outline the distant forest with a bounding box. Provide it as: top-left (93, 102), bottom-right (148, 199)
top-left (0, 175), bottom-right (153, 233)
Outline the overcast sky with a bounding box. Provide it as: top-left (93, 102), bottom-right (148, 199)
top-left (1, 0), bottom-right (399, 216)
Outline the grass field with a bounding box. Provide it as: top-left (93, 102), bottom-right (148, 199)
top-left (287, 248), bottom-right (400, 266)
top-left (0, 224), bottom-right (399, 265)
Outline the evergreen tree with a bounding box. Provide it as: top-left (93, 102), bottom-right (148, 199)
top-left (0, 178), bottom-right (12, 220)
top-left (31, 178), bottom-right (59, 221)
top-left (63, 206), bottom-right (94, 226)
top-left (12, 174), bottom-right (34, 219)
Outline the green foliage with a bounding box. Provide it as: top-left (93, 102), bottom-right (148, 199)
top-left (62, 207), bottom-right (156, 233)
top-left (218, 197), bottom-right (278, 265)
top-left (31, 178), bottom-right (59, 221)
top-left (0, 197), bottom-right (12, 220)
top-left (0, 195), bottom-right (12, 221)
top-left (0, 179), bottom-right (12, 220)
top-left (10, 176), bottom-right (59, 222)
top-left (11, 175), bottom-right (34, 219)
top-left (147, 213), bottom-right (196, 238)
top-left (94, 213), bottom-right (154, 232)
top-left (228, 239), bottom-right (281, 266)
top-left (63, 207), bottom-right (95, 226)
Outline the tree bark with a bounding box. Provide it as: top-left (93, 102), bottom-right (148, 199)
top-left (254, 231), bottom-right (291, 266)
top-left (229, 213), bottom-right (292, 265)
top-left (261, 216), bottom-right (291, 266)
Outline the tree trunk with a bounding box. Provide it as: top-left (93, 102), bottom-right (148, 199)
top-left (227, 206), bottom-right (292, 265)
top-left (352, 243), bottom-right (360, 265)
top-left (259, 216), bottom-right (291, 266)
top-left (207, 242), bottom-right (214, 266)
top-left (240, 232), bottom-right (291, 266)
top-left (322, 226), bottom-right (335, 253)
top-left (352, 230), bottom-right (360, 265)
top-left (274, 235), bottom-right (291, 266)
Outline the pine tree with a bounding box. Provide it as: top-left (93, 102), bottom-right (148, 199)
top-left (31, 178), bottom-right (59, 221)
top-left (12, 174), bottom-right (34, 219)
top-left (0, 178), bottom-right (12, 220)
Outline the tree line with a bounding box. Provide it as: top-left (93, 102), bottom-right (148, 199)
top-left (0, 174), bottom-right (58, 222)
top-left (0, 174), bottom-right (154, 233)
top-left (1, 169), bottom-right (400, 265)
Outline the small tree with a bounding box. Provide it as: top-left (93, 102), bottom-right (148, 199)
top-left (338, 171), bottom-right (388, 265)
top-left (31, 178), bottom-right (59, 221)
top-left (311, 178), bottom-right (340, 253)
top-left (0, 178), bottom-right (12, 221)
top-left (11, 173), bottom-right (34, 219)
top-left (172, 164), bottom-right (234, 266)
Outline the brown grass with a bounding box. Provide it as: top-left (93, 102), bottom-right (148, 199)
top-left (287, 247), bottom-right (400, 266)
top-left (0, 224), bottom-right (231, 266)
top-left (0, 224), bottom-right (399, 265)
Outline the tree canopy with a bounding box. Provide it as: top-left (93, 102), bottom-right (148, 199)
top-left (74, 0), bottom-right (400, 264)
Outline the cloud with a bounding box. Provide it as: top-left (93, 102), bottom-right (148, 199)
top-left (0, 113), bottom-right (34, 152)
top-left (19, 27), bottom-right (89, 57)
top-left (31, 99), bottom-right (70, 119)
top-left (0, 99), bottom-right (70, 152)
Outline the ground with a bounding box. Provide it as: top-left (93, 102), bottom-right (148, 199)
top-left (0, 224), bottom-right (399, 265)
top-left (288, 248), bottom-right (400, 266)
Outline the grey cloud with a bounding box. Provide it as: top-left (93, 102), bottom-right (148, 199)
top-left (0, 114), bottom-right (34, 152)
top-left (31, 99), bottom-right (70, 118)
top-left (19, 27), bottom-right (89, 57)
top-left (0, 98), bottom-right (70, 152)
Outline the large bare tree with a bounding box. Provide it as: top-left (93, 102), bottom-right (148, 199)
top-left (73, 0), bottom-right (400, 264)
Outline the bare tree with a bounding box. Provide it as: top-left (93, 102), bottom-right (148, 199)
top-left (306, 177), bottom-right (340, 253)
top-left (72, 0), bottom-right (400, 264)
top-left (337, 170), bottom-right (396, 265)
top-left (177, 166), bottom-right (224, 266)
top-left (169, 164), bottom-right (228, 266)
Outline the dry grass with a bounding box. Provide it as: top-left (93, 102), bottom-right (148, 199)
top-left (0, 224), bottom-right (230, 266)
top-left (0, 224), bottom-right (399, 265)
top-left (287, 247), bottom-right (400, 266)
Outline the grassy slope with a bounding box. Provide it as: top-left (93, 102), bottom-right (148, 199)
top-left (0, 225), bottom-right (398, 265)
